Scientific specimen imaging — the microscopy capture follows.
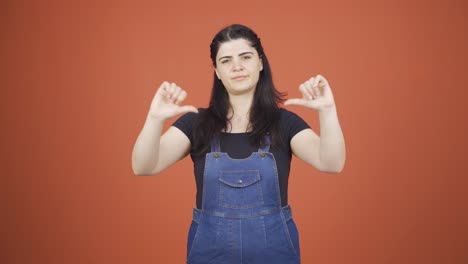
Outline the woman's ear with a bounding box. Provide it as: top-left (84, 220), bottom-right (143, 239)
top-left (260, 56), bottom-right (263, 71)
top-left (212, 64), bottom-right (221, 79)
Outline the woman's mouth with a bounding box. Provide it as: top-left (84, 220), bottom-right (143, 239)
top-left (232, 75), bottom-right (248, 80)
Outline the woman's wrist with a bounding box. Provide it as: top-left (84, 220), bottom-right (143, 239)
top-left (318, 104), bottom-right (336, 114)
top-left (146, 112), bottom-right (167, 126)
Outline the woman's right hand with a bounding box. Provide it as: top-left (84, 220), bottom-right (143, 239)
top-left (148, 82), bottom-right (198, 121)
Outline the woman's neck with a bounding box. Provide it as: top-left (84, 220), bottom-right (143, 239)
top-left (224, 93), bottom-right (253, 133)
top-left (228, 93), bottom-right (253, 117)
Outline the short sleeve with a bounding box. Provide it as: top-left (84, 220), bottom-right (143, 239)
top-left (171, 112), bottom-right (198, 142)
top-left (279, 108), bottom-right (310, 142)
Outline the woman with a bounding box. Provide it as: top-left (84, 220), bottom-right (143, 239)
top-left (132, 24), bottom-right (346, 264)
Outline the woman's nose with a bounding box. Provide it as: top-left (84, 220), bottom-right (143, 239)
top-left (232, 58), bottom-right (243, 71)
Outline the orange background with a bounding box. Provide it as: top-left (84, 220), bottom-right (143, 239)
top-left (2, 0), bottom-right (468, 263)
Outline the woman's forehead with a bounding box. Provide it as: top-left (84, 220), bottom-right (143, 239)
top-left (216, 39), bottom-right (257, 58)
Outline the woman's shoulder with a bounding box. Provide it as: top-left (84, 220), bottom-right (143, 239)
top-left (172, 108), bottom-right (207, 139)
top-left (278, 107), bottom-right (305, 122)
top-left (175, 107), bottom-right (206, 122)
top-left (277, 107), bottom-right (310, 139)
top-left (279, 107), bottom-right (295, 115)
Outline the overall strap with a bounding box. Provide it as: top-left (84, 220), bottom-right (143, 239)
top-left (210, 135), bottom-right (221, 152)
top-left (258, 134), bottom-right (271, 153)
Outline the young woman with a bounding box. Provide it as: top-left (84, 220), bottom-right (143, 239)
top-left (132, 24), bottom-right (346, 264)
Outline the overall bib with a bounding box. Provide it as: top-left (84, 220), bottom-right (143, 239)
top-left (186, 135), bottom-right (301, 264)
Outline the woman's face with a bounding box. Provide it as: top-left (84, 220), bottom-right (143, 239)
top-left (214, 38), bottom-right (263, 96)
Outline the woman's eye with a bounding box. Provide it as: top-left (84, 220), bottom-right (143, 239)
top-left (242, 56), bottom-right (251, 60)
top-left (221, 60), bottom-right (229, 64)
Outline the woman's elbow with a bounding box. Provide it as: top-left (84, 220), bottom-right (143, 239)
top-left (132, 165), bottom-right (159, 176)
top-left (322, 167), bottom-right (344, 174)
top-left (320, 160), bottom-right (345, 174)
top-left (133, 168), bottom-right (150, 176)
top-left (134, 171), bottom-right (153, 176)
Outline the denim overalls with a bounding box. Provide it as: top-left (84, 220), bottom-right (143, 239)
top-left (186, 135), bottom-right (301, 263)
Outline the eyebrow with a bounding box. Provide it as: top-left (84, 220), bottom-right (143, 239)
top-left (218, 52), bottom-right (254, 62)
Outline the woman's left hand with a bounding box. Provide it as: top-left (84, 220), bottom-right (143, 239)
top-left (284, 74), bottom-right (336, 111)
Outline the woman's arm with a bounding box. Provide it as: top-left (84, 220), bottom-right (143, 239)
top-left (131, 82), bottom-right (197, 176)
top-left (290, 106), bottom-right (346, 173)
top-left (132, 117), bottom-right (191, 176)
top-left (285, 74), bottom-right (346, 173)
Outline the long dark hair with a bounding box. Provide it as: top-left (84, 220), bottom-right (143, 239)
top-left (192, 24), bottom-right (286, 154)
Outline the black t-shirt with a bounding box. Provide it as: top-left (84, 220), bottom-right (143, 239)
top-left (172, 108), bottom-right (310, 209)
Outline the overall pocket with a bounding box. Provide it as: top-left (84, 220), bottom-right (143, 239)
top-left (218, 170), bottom-right (264, 209)
top-left (186, 220), bottom-right (199, 260)
top-left (283, 217), bottom-right (301, 258)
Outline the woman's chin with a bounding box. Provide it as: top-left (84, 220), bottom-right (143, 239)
top-left (226, 84), bottom-right (256, 95)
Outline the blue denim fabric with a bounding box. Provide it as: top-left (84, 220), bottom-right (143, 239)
top-left (187, 136), bottom-right (301, 264)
